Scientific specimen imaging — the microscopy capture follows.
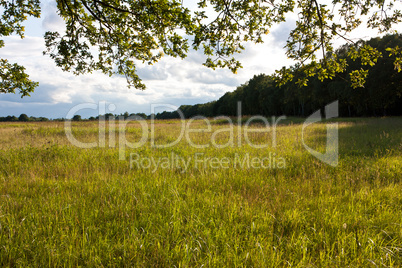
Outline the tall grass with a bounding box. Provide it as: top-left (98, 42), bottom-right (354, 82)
top-left (0, 118), bottom-right (401, 266)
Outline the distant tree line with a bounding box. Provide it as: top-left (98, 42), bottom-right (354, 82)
top-left (0, 112), bottom-right (148, 122)
top-left (0, 114), bottom-right (49, 122)
top-left (89, 112), bottom-right (148, 121)
top-left (161, 34), bottom-right (402, 119)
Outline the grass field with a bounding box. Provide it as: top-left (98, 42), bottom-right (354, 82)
top-left (0, 117), bottom-right (401, 267)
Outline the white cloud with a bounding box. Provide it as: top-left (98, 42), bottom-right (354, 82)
top-left (41, 0), bottom-right (66, 33)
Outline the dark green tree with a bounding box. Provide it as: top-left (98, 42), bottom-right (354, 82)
top-left (72, 114), bottom-right (82, 121)
top-left (18, 113), bottom-right (29, 121)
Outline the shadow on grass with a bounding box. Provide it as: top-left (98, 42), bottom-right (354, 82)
top-left (337, 117), bottom-right (401, 158)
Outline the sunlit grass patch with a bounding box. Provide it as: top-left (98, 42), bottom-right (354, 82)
top-left (0, 117), bottom-right (401, 266)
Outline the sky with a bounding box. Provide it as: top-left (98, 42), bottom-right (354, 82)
top-left (0, 0), bottom-right (387, 119)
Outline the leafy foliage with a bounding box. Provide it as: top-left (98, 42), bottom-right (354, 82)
top-left (1, 0), bottom-right (402, 96)
top-left (0, 59), bottom-right (39, 97)
top-left (0, 0), bottom-right (40, 96)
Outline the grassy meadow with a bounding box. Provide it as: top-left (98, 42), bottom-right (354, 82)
top-left (0, 117), bottom-right (401, 267)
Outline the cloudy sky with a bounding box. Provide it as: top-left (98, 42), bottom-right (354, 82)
top-left (0, 0), bottom-right (384, 119)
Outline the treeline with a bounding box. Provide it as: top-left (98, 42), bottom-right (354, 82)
top-left (0, 114), bottom-right (49, 122)
top-left (0, 112), bottom-right (148, 122)
top-left (163, 34), bottom-right (402, 119)
top-left (86, 112), bottom-right (148, 121)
